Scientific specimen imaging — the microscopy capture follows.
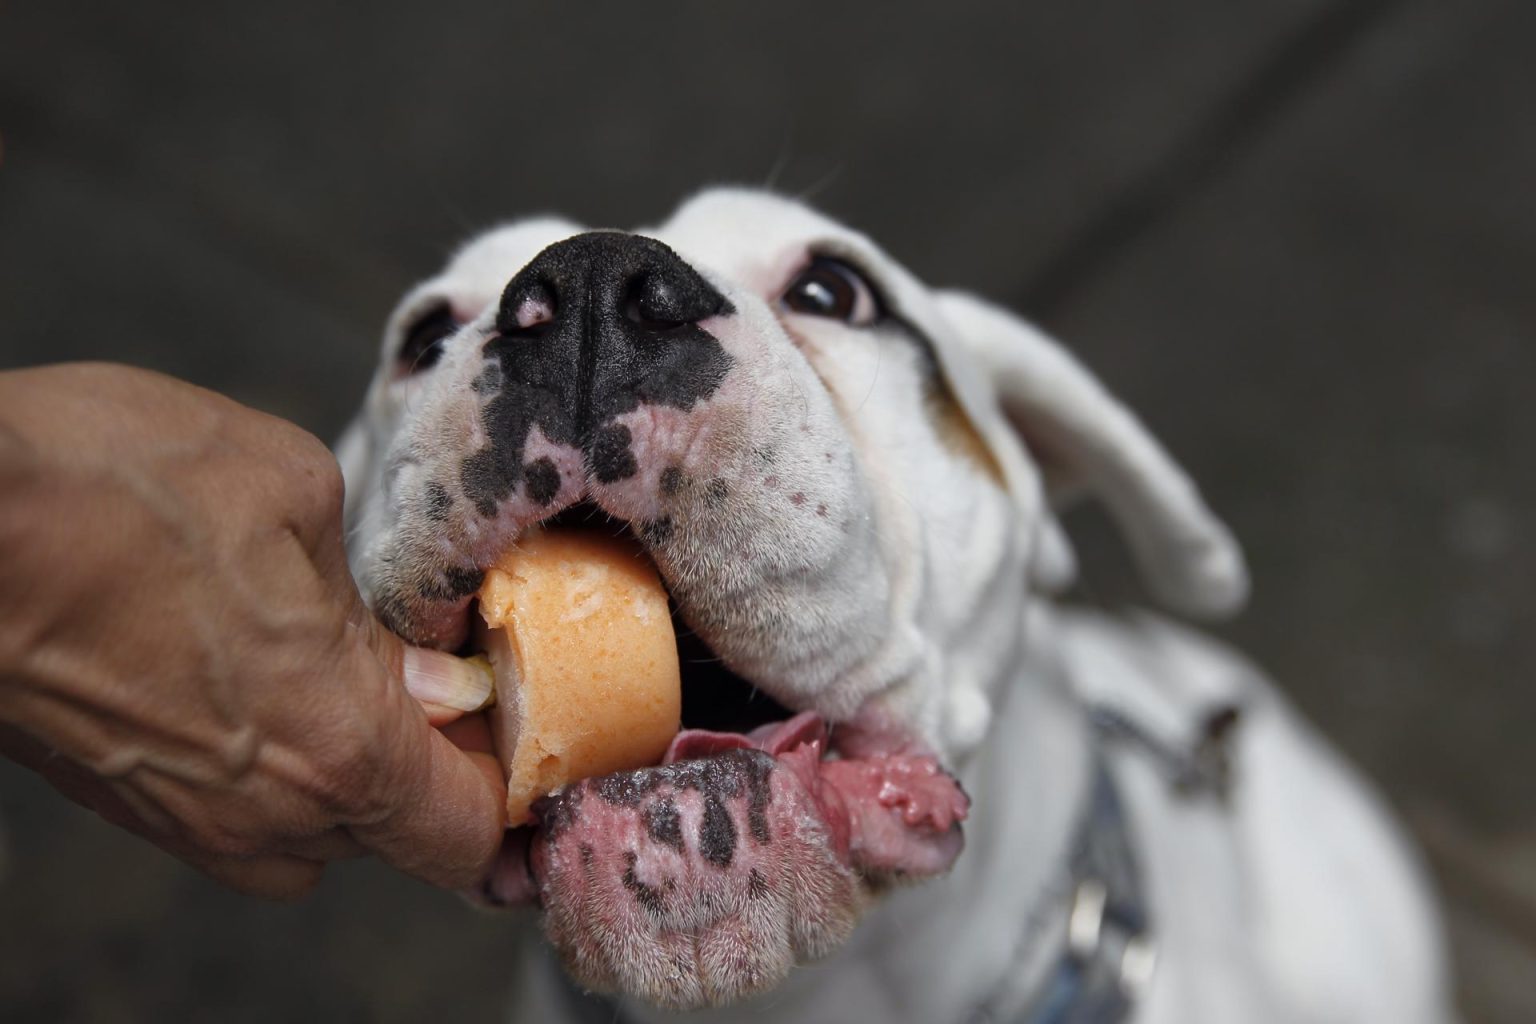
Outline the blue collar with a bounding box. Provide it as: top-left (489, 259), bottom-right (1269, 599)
top-left (1003, 751), bottom-right (1154, 1024)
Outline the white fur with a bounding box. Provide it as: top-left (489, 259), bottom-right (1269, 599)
top-left (341, 189), bottom-right (1454, 1023)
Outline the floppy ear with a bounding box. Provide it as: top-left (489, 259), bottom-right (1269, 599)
top-left (934, 290), bottom-right (1248, 620)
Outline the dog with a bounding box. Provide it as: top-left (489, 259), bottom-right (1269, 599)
top-left (336, 189), bottom-right (1455, 1023)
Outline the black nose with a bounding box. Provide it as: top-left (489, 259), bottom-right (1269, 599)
top-left (498, 231), bottom-right (729, 336)
top-left (481, 232), bottom-right (735, 484)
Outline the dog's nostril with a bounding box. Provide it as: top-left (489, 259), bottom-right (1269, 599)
top-left (623, 267), bottom-right (722, 331)
top-left (498, 280), bottom-right (558, 334)
top-left (625, 274), bottom-right (688, 330)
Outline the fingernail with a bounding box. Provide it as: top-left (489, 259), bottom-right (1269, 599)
top-left (403, 648), bottom-right (495, 713)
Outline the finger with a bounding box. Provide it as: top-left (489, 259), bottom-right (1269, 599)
top-left (15, 746), bottom-right (319, 899)
top-left (415, 701), bottom-right (467, 727)
top-left (401, 647), bottom-right (494, 717)
top-left (138, 811), bottom-right (343, 897)
top-left (286, 829), bottom-right (369, 862)
top-left (336, 590), bottom-right (504, 887)
top-left (192, 851), bottom-right (326, 902)
top-left (329, 542), bottom-right (493, 730)
top-left (12, 724), bottom-right (366, 871)
top-left (469, 828), bottom-right (538, 908)
top-left (439, 712), bottom-right (496, 757)
top-left (463, 749), bottom-right (505, 793)
top-left (347, 589), bottom-right (493, 722)
top-left (353, 724), bottom-right (507, 890)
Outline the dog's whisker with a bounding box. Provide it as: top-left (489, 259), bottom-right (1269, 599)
top-left (763, 124), bottom-right (798, 192)
top-left (851, 332), bottom-right (884, 416)
top-left (793, 161), bottom-right (845, 203)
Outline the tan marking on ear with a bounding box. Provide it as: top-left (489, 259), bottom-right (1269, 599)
top-left (924, 377), bottom-right (1004, 485)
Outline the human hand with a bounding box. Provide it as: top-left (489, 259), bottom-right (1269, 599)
top-left (0, 363), bottom-right (503, 899)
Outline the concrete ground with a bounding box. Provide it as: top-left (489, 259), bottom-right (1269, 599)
top-left (1, 1), bottom-right (1532, 1020)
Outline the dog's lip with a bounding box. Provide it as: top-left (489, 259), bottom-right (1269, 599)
top-left (661, 711), bottom-right (828, 764)
top-left (473, 706), bottom-right (969, 909)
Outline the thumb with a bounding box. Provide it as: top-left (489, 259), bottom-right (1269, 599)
top-left (358, 706), bottom-right (508, 889)
top-left (347, 601), bottom-right (507, 888)
top-left (339, 563), bottom-right (493, 725)
top-left (400, 647), bottom-right (495, 726)
top-left (350, 638), bottom-right (508, 889)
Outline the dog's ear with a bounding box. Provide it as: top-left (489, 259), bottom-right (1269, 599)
top-left (934, 290), bottom-right (1248, 620)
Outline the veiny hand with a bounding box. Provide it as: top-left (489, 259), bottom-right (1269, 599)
top-left (0, 363), bottom-right (502, 899)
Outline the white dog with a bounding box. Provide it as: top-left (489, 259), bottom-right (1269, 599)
top-left (337, 189), bottom-right (1454, 1023)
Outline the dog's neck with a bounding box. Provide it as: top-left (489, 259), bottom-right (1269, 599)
top-left (877, 601), bottom-right (1098, 1020)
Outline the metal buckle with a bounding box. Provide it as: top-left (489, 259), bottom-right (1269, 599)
top-left (1067, 877), bottom-right (1158, 1002)
top-left (1118, 935), bottom-right (1158, 999)
top-left (1067, 878), bottom-right (1108, 959)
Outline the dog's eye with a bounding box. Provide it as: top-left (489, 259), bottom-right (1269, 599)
top-left (781, 258), bottom-right (880, 326)
top-left (395, 304), bottom-right (459, 375)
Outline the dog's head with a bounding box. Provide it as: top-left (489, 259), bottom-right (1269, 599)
top-left (339, 188), bottom-right (1245, 1007)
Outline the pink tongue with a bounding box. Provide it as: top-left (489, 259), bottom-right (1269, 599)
top-left (663, 710), bottom-right (828, 762)
top-left (665, 711), bottom-right (969, 877)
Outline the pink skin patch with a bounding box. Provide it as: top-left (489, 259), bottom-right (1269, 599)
top-left (476, 711), bottom-right (969, 1009)
top-left (512, 294), bottom-right (554, 330)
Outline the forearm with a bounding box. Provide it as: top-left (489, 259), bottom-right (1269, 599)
top-left (0, 409), bottom-right (55, 688)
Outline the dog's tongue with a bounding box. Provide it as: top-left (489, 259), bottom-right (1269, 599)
top-left (638, 710), bottom-right (970, 875)
top-left (662, 711), bottom-right (827, 762)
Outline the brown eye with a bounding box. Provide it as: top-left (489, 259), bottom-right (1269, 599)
top-left (396, 304), bottom-right (459, 375)
top-left (781, 257), bottom-right (880, 326)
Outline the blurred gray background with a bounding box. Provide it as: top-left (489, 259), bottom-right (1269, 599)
top-left (1, 1), bottom-right (1532, 1020)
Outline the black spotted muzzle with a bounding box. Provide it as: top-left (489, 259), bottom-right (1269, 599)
top-left (460, 232), bottom-right (735, 516)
